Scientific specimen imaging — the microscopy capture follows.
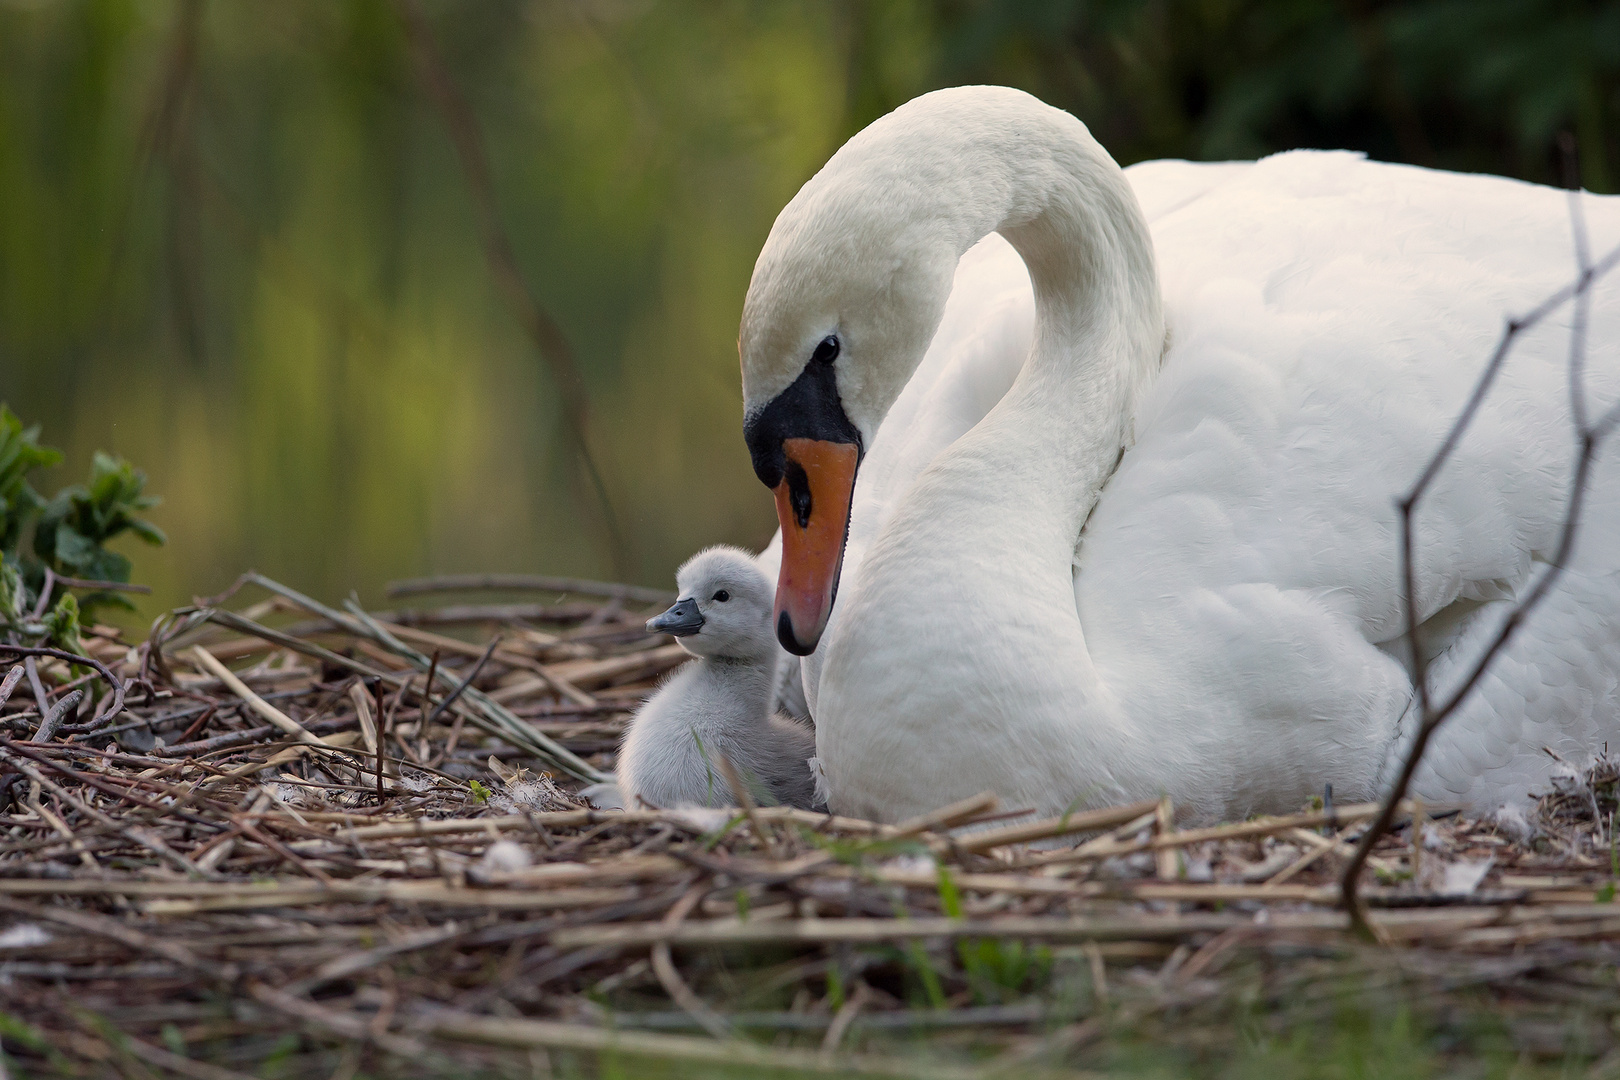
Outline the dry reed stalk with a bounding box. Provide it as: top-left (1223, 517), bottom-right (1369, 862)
top-left (1276, 826), bottom-right (1399, 880)
top-left (553, 903), bottom-right (1620, 951)
top-left (885, 790), bottom-right (1000, 839)
top-left (142, 885), bottom-right (642, 915)
top-left (651, 885), bottom-right (732, 1039)
top-left (379, 620), bottom-right (600, 708)
top-left (418, 1011), bottom-right (988, 1080)
top-left (1155, 797), bottom-right (1179, 880)
top-left (189, 646), bottom-right (332, 747)
top-left (551, 913), bottom-right (1251, 950)
top-left (533, 644), bottom-right (690, 690)
top-left (716, 751), bottom-right (783, 857)
top-left (948, 799), bottom-right (1162, 854)
top-left (1148, 801), bottom-right (1419, 848)
top-left (2, 569), bottom-right (1612, 1077)
top-left (821, 980), bottom-right (874, 1056)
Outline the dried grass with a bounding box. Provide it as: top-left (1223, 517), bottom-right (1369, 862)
top-left (1, 577), bottom-right (1617, 1077)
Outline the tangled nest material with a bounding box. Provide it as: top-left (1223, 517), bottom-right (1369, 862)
top-left (1, 574), bottom-right (1618, 1078)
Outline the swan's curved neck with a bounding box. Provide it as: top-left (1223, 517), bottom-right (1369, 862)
top-left (811, 93), bottom-right (1167, 820)
top-left (898, 103), bottom-right (1163, 552)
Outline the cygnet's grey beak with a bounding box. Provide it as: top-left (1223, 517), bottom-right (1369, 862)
top-left (647, 597), bottom-right (704, 637)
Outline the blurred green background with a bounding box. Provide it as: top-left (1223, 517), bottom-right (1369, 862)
top-left (2, 0), bottom-right (1616, 623)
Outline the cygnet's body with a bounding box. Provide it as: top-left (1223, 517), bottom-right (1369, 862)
top-left (617, 546), bottom-right (821, 810)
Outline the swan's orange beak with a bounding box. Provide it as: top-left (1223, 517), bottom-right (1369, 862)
top-left (772, 438), bottom-right (858, 655)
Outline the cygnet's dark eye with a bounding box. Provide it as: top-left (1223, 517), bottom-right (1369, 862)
top-left (811, 335), bottom-right (839, 365)
top-left (713, 590), bottom-right (730, 603)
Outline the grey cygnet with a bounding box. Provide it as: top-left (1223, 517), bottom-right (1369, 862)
top-left (617, 546), bottom-right (821, 811)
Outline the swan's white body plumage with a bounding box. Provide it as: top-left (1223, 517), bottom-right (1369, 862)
top-left (748, 88), bottom-right (1620, 825)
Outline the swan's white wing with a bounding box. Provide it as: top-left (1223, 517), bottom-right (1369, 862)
top-left (1079, 150), bottom-right (1620, 813)
top-left (1124, 159), bottom-right (1255, 223)
top-left (783, 150), bottom-right (1620, 815)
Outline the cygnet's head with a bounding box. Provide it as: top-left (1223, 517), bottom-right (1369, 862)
top-left (646, 546), bottom-right (775, 661)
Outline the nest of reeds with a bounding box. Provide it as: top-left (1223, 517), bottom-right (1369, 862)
top-left (1, 573), bottom-right (1618, 1079)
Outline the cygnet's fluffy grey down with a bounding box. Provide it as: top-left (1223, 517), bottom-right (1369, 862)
top-left (616, 546), bottom-right (820, 811)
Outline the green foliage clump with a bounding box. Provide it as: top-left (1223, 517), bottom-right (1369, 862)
top-left (0, 405), bottom-right (61, 556)
top-left (0, 405), bottom-right (163, 644)
top-left (33, 451), bottom-right (166, 588)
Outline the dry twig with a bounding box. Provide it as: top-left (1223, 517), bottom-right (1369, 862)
top-left (1341, 171), bottom-right (1620, 936)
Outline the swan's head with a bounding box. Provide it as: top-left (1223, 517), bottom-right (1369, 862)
top-left (741, 87), bottom-right (1157, 656)
top-left (647, 545), bottom-right (777, 662)
top-left (741, 94), bottom-right (979, 654)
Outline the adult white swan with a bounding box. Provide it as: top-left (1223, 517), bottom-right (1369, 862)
top-left (740, 86), bottom-right (1620, 825)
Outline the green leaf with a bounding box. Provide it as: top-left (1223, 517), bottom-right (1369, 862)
top-left (824, 962), bottom-right (845, 1012)
top-left (0, 1008), bottom-right (71, 1073)
top-left (936, 863), bottom-right (964, 919)
top-left (0, 561), bottom-right (22, 623)
top-left (129, 518), bottom-right (168, 546)
top-left (903, 937), bottom-right (946, 1009)
top-left (42, 591), bottom-right (83, 655)
top-left (79, 547), bottom-right (133, 584)
top-left (88, 451), bottom-right (125, 502)
top-left (0, 404), bottom-right (61, 559)
top-left (14, 439), bottom-right (165, 621)
top-left (53, 525), bottom-right (96, 570)
top-left (0, 1008), bottom-right (54, 1052)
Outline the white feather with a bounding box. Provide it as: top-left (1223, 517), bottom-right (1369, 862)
top-left (741, 87), bottom-right (1620, 824)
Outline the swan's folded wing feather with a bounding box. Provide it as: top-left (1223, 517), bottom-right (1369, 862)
top-left (1082, 150), bottom-right (1620, 812)
top-left (783, 149), bottom-right (1620, 814)
top-left (1124, 159), bottom-right (1257, 224)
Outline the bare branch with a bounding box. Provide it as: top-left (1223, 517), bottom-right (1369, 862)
top-left (51, 575), bottom-right (152, 595)
top-left (0, 666), bottom-right (22, 710)
top-left (32, 689), bottom-right (85, 745)
top-left (0, 644), bottom-right (128, 729)
top-left (424, 637), bottom-right (499, 729)
top-left (1342, 164), bottom-right (1620, 937)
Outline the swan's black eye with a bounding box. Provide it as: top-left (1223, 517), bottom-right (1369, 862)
top-left (811, 335), bottom-right (839, 365)
top-left (713, 590), bottom-right (730, 603)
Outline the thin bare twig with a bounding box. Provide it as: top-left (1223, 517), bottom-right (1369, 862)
top-left (1342, 173), bottom-right (1620, 935)
top-left (426, 638), bottom-right (499, 729)
top-left (650, 885), bottom-right (731, 1040)
top-left (31, 689), bottom-right (84, 744)
top-left (0, 665), bottom-right (25, 710)
top-left (0, 644), bottom-right (128, 726)
top-left (30, 567), bottom-right (56, 620)
top-left (51, 575), bottom-right (153, 595)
